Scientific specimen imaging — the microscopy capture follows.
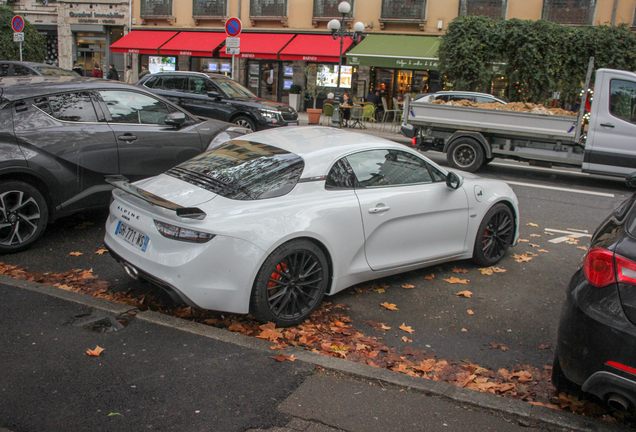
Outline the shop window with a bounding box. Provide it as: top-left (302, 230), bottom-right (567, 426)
top-left (141, 0), bottom-right (173, 17)
top-left (458, 0), bottom-right (507, 20)
top-left (541, 0), bottom-right (596, 25)
top-left (193, 0), bottom-right (227, 17)
top-left (379, 0), bottom-right (426, 29)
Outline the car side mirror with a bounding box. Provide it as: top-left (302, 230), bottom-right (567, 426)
top-left (446, 171), bottom-right (463, 190)
top-left (164, 112), bottom-right (186, 128)
top-left (207, 91), bottom-right (221, 99)
top-left (626, 172), bottom-right (636, 188)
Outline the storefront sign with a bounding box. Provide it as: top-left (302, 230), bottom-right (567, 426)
top-left (347, 55), bottom-right (439, 71)
top-left (67, 7), bottom-right (127, 26)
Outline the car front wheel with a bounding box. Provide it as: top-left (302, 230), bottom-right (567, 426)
top-left (472, 203), bottom-right (513, 266)
top-left (234, 116), bottom-right (257, 132)
top-left (250, 239), bottom-right (329, 327)
top-left (0, 181), bottom-right (49, 253)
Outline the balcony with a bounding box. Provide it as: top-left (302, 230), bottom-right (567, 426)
top-left (458, 0), bottom-right (507, 20)
top-left (249, 0), bottom-right (288, 27)
top-left (140, 0), bottom-right (174, 24)
top-left (541, 0), bottom-right (596, 25)
top-left (379, 0), bottom-right (426, 30)
top-left (312, 0), bottom-right (355, 27)
top-left (192, 0), bottom-right (227, 25)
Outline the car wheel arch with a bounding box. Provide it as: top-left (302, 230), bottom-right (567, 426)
top-left (229, 112), bottom-right (257, 125)
top-left (0, 170), bottom-right (56, 221)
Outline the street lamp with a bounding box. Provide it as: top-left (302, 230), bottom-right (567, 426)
top-left (327, 2), bottom-right (364, 127)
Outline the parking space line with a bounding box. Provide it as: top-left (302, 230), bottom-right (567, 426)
top-left (544, 228), bottom-right (592, 244)
top-left (505, 181), bottom-right (614, 198)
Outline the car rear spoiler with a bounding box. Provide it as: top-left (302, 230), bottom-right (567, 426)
top-left (105, 176), bottom-right (207, 220)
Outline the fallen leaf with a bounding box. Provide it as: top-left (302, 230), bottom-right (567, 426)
top-left (108, 413), bottom-right (121, 417)
top-left (529, 234), bottom-right (541, 237)
top-left (423, 274), bottom-right (435, 280)
top-left (527, 222), bottom-right (539, 227)
top-left (95, 248), bottom-right (108, 255)
top-left (257, 322), bottom-right (283, 342)
top-left (86, 346), bottom-right (104, 356)
top-left (577, 246), bottom-right (588, 251)
top-left (401, 284), bottom-right (415, 289)
top-left (529, 243), bottom-right (540, 248)
top-left (270, 354), bottom-right (296, 362)
top-left (456, 290), bottom-right (473, 298)
top-left (467, 310), bottom-right (474, 315)
top-left (69, 252), bottom-right (83, 256)
top-left (538, 249), bottom-right (549, 253)
top-left (479, 267), bottom-right (494, 275)
top-left (399, 323), bottom-right (415, 333)
top-left (539, 344), bottom-right (550, 350)
top-left (381, 323), bottom-right (392, 330)
top-left (373, 288), bottom-right (386, 293)
top-left (489, 343), bottom-right (508, 351)
top-left (270, 345), bottom-right (286, 350)
top-left (511, 370), bottom-right (533, 382)
top-left (518, 239), bottom-right (529, 242)
top-left (380, 302), bottom-right (398, 311)
top-left (452, 267), bottom-right (468, 274)
top-left (544, 232), bottom-right (555, 236)
top-left (461, 328), bottom-right (468, 332)
top-left (512, 253), bottom-right (533, 263)
top-left (401, 336), bottom-right (412, 343)
top-left (444, 277), bottom-right (468, 284)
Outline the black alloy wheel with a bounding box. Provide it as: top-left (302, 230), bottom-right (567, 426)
top-left (251, 239), bottom-right (329, 327)
top-left (0, 181), bottom-right (49, 253)
top-left (472, 203), bottom-right (514, 266)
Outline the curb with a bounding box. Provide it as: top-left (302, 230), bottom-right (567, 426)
top-left (2, 275), bottom-right (628, 431)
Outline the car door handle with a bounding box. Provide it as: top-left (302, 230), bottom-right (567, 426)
top-left (117, 134), bottom-right (138, 142)
top-left (368, 205), bottom-right (390, 214)
top-left (600, 123), bottom-right (615, 128)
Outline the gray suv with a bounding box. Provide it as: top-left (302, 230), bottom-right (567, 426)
top-left (0, 76), bottom-right (248, 252)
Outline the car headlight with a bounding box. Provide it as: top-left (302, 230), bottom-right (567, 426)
top-left (154, 220), bottom-right (215, 243)
top-left (258, 109), bottom-right (280, 123)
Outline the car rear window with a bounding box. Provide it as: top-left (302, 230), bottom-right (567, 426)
top-left (166, 140), bottom-right (304, 200)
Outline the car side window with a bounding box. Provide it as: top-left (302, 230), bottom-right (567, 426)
top-left (326, 158), bottom-right (358, 189)
top-left (143, 76), bottom-right (159, 88)
top-left (449, 95), bottom-right (474, 102)
top-left (188, 77), bottom-right (216, 94)
top-left (46, 92), bottom-right (98, 122)
top-left (346, 150), bottom-right (434, 188)
top-left (609, 79), bottom-right (636, 124)
top-left (99, 90), bottom-right (172, 125)
top-left (161, 76), bottom-right (186, 93)
top-left (12, 65), bottom-right (36, 76)
top-left (476, 96), bottom-right (495, 104)
top-left (0, 64), bottom-right (9, 77)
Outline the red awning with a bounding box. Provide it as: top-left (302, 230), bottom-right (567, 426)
top-left (159, 32), bottom-right (227, 57)
top-left (219, 33), bottom-right (295, 59)
top-left (278, 34), bottom-right (353, 63)
top-left (110, 31), bottom-right (178, 55)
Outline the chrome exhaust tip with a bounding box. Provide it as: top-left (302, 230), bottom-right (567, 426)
top-left (607, 393), bottom-right (631, 412)
top-left (122, 262), bottom-right (139, 280)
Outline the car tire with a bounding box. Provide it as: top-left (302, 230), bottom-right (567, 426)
top-left (250, 239), bottom-right (329, 327)
top-left (234, 116), bottom-right (257, 132)
top-left (447, 138), bottom-right (484, 172)
top-left (0, 181), bottom-right (49, 253)
top-left (471, 203), bottom-right (514, 266)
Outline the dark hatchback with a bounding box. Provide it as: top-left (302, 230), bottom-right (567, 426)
top-left (0, 76), bottom-right (247, 253)
top-left (554, 175), bottom-right (636, 412)
top-left (0, 61), bottom-right (76, 77)
top-left (138, 71), bottom-right (298, 131)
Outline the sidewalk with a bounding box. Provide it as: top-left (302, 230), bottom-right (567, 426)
top-left (0, 276), bottom-right (628, 432)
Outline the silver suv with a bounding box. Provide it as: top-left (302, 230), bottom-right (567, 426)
top-left (414, 91), bottom-right (507, 104)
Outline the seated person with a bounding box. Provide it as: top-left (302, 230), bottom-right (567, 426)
top-left (340, 92), bottom-right (353, 124)
top-left (324, 92), bottom-right (335, 105)
top-left (366, 90), bottom-right (381, 107)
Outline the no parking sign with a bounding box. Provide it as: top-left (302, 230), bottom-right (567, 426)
top-left (225, 18), bottom-right (242, 37)
top-left (11, 15), bottom-right (24, 32)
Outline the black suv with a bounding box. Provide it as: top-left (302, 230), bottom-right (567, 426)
top-left (0, 76), bottom-right (247, 253)
top-left (138, 72), bottom-right (298, 131)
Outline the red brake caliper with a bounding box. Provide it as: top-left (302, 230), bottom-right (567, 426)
top-left (268, 263), bottom-right (288, 288)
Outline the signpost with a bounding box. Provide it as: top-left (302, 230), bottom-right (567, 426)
top-left (12, 15), bottom-right (24, 61)
top-left (225, 18), bottom-right (242, 80)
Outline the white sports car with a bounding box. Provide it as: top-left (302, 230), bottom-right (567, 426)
top-left (104, 127), bottom-right (519, 326)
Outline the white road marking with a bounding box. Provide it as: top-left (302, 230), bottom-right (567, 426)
top-left (491, 162), bottom-right (590, 176)
top-left (505, 180), bottom-right (614, 198)
top-left (544, 228), bottom-right (592, 244)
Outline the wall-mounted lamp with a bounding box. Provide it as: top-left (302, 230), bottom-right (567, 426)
top-left (437, 19), bottom-right (443, 30)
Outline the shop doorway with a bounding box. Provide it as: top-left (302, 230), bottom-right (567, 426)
top-left (76, 32), bottom-right (105, 77)
top-left (246, 60), bottom-right (295, 105)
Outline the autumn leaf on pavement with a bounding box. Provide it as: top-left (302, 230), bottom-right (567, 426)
top-left (86, 346), bottom-right (104, 356)
top-left (544, 231), bottom-right (555, 236)
top-left (69, 252), bottom-right (83, 256)
top-left (527, 222), bottom-right (539, 227)
top-left (456, 290), bottom-right (473, 298)
top-left (380, 302), bottom-right (398, 310)
top-left (511, 370), bottom-right (533, 382)
top-left (257, 322), bottom-right (283, 342)
top-left (270, 354), bottom-right (296, 362)
top-left (577, 246), bottom-right (588, 251)
top-left (489, 342), bottom-right (508, 351)
top-left (467, 310), bottom-right (474, 315)
top-left (423, 274), bottom-right (435, 280)
top-left (444, 277), bottom-right (468, 284)
top-left (529, 243), bottom-right (540, 248)
top-left (399, 323), bottom-right (415, 333)
top-left (512, 253), bottom-right (533, 263)
top-left (401, 284), bottom-right (415, 289)
top-left (95, 248), bottom-right (108, 255)
top-left (539, 344), bottom-right (550, 350)
top-left (401, 336), bottom-right (412, 343)
top-left (518, 239), bottom-right (529, 242)
top-left (451, 267), bottom-right (468, 274)
top-left (373, 287), bottom-right (386, 293)
top-left (461, 328), bottom-right (467, 332)
top-left (270, 345), bottom-right (286, 350)
top-left (479, 266), bottom-right (506, 275)
top-left (530, 234), bottom-right (541, 237)
top-left (538, 249), bottom-right (549, 253)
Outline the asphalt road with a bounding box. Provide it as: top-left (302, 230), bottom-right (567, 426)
top-left (0, 154), bottom-right (631, 375)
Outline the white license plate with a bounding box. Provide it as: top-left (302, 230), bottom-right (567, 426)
top-left (287, 122), bottom-right (298, 126)
top-left (115, 220), bottom-right (149, 252)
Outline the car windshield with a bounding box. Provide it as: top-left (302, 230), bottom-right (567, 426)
top-left (166, 140), bottom-right (304, 200)
top-left (33, 66), bottom-right (74, 77)
top-left (215, 79), bottom-right (256, 99)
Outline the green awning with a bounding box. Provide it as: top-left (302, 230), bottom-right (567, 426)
top-left (347, 35), bottom-right (440, 70)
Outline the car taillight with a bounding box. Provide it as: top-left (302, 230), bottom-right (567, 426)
top-left (616, 254), bottom-right (636, 285)
top-left (154, 220), bottom-right (215, 243)
top-left (607, 361), bottom-right (636, 376)
top-left (583, 248), bottom-right (615, 288)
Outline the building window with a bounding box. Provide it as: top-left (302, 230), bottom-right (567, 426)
top-left (140, 0), bottom-right (173, 17)
top-left (250, 0), bottom-right (288, 17)
top-left (541, 0), bottom-right (596, 25)
top-left (313, 0), bottom-right (355, 18)
top-left (193, 0), bottom-right (227, 17)
top-left (458, 0), bottom-right (507, 20)
top-left (381, 0), bottom-right (426, 20)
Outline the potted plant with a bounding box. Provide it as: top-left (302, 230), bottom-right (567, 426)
top-left (302, 65), bottom-right (327, 124)
top-left (289, 84), bottom-right (301, 111)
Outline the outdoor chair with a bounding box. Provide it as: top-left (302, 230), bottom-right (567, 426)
top-left (362, 104), bottom-right (376, 129)
top-left (322, 103), bottom-right (334, 126)
top-left (381, 97), bottom-right (401, 132)
top-left (348, 106), bottom-right (365, 129)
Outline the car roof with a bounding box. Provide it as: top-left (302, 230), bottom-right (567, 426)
top-left (0, 76), bottom-right (137, 101)
top-left (237, 126), bottom-right (430, 178)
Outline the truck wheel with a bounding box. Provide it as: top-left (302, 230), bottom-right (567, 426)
top-left (447, 138), bottom-right (484, 172)
top-left (0, 181), bottom-right (49, 253)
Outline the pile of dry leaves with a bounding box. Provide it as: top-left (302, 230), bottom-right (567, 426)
top-left (430, 99), bottom-right (576, 116)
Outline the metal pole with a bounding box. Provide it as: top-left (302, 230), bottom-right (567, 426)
top-left (232, 54), bottom-right (236, 80)
top-left (19, 41), bottom-right (22, 61)
top-left (330, 14), bottom-right (345, 128)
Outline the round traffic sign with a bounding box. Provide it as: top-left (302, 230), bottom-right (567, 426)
top-left (12, 15), bottom-right (24, 33)
top-left (225, 18), bottom-right (242, 37)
